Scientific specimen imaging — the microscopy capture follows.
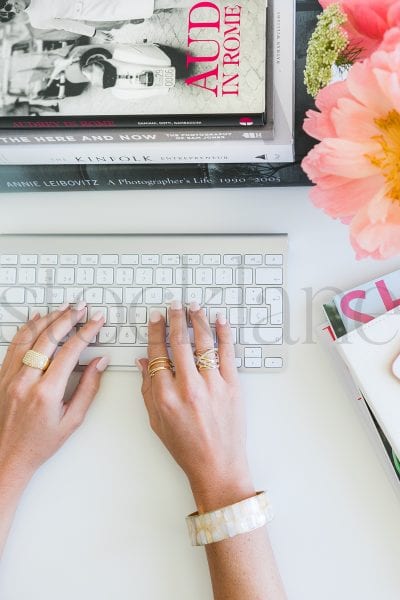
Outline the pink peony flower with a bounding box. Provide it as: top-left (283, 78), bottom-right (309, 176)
top-left (302, 28), bottom-right (400, 260)
top-left (319, 0), bottom-right (400, 58)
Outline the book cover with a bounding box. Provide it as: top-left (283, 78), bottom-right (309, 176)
top-left (0, 0), bottom-right (267, 128)
top-left (333, 270), bottom-right (400, 334)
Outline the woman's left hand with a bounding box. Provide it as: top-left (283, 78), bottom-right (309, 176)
top-left (0, 306), bottom-right (108, 483)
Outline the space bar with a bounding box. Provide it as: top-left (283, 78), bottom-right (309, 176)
top-left (79, 347), bottom-right (146, 367)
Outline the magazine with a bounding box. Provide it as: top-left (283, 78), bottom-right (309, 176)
top-left (0, 0), bottom-right (267, 128)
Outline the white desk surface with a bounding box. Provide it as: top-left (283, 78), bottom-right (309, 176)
top-left (0, 186), bottom-right (400, 600)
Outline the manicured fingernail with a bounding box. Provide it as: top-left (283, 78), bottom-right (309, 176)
top-left (171, 300), bottom-right (182, 311)
top-left (57, 302), bottom-right (70, 312)
top-left (217, 313), bottom-right (227, 325)
top-left (96, 356), bottom-right (109, 372)
top-left (74, 301), bottom-right (87, 312)
top-left (91, 310), bottom-right (105, 322)
top-left (135, 359), bottom-right (144, 373)
top-left (150, 310), bottom-right (162, 323)
top-left (32, 312), bottom-right (41, 321)
top-left (190, 302), bottom-right (200, 312)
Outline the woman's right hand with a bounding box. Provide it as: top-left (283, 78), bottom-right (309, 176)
top-left (138, 302), bottom-right (256, 513)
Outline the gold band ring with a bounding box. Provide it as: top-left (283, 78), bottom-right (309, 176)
top-left (22, 350), bottom-right (51, 372)
top-left (194, 348), bottom-right (220, 371)
top-left (148, 356), bottom-right (174, 378)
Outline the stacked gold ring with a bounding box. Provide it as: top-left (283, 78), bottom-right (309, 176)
top-left (194, 348), bottom-right (220, 371)
top-left (148, 356), bottom-right (174, 378)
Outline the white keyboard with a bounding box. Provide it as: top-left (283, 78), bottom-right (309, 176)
top-left (0, 235), bottom-right (288, 372)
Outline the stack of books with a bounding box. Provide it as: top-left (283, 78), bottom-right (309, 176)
top-left (321, 272), bottom-right (400, 497)
top-left (0, 0), bottom-right (321, 193)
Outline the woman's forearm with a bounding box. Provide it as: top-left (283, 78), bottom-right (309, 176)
top-left (0, 465), bottom-right (31, 558)
top-left (192, 477), bottom-right (287, 600)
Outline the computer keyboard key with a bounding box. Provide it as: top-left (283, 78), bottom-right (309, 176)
top-left (136, 268), bottom-right (153, 285)
top-left (225, 288), bottom-right (243, 305)
top-left (77, 268), bottom-right (95, 285)
top-left (84, 288), bottom-right (104, 304)
top-left (215, 268), bottom-right (233, 285)
top-left (46, 288), bottom-right (64, 304)
top-left (0, 306), bottom-right (29, 323)
top-left (235, 357), bottom-right (242, 368)
top-left (244, 347), bottom-right (262, 358)
top-left (88, 307), bottom-right (107, 321)
top-left (129, 307), bottom-right (147, 324)
top-left (81, 255), bottom-right (99, 265)
top-left (101, 255), bottom-right (119, 265)
top-left (250, 307), bottom-right (269, 325)
top-left (116, 268), bottom-right (134, 285)
top-left (209, 307), bottom-right (226, 324)
top-left (265, 254), bottom-right (283, 266)
top-left (245, 288), bottom-right (263, 305)
top-left (18, 268), bottom-right (35, 285)
top-left (229, 308), bottom-right (247, 325)
top-left (224, 255), bottom-right (242, 265)
top-left (99, 327), bottom-right (117, 344)
top-left (20, 255), bottom-right (38, 265)
top-left (40, 255), bottom-right (58, 265)
top-left (104, 288), bottom-right (124, 304)
top-left (203, 255), bottom-right (221, 265)
top-left (183, 255), bottom-right (200, 265)
top-left (0, 268), bottom-right (17, 284)
top-left (165, 288), bottom-right (183, 303)
top-left (256, 268), bottom-right (283, 285)
top-left (265, 357), bottom-right (283, 368)
top-left (245, 255), bottom-right (262, 265)
top-left (162, 255), bottom-right (180, 265)
top-left (38, 268), bottom-right (56, 285)
top-left (145, 288), bottom-right (163, 304)
top-left (66, 288), bottom-right (84, 303)
top-left (240, 328), bottom-right (283, 345)
top-left (0, 326), bottom-right (18, 343)
top-left (26, 287), bottom-right (45, 304)
top-left (175, 268), bottom-right (193, 285)
top-left (0, 255), bottom-right (18, 265)
top-left (60, 255), bottom-right (78, 265)
top-left (245, 357), bottom-right (262, 368)
top-left (155, 269), bottom-right (173, 285)
top-left (78, 346), bottom-right (144, 367)
top-left (236, 268), bottom-right (253, 285)
top-left (96, 268), bottom-right (114, 285)
top-left (0, 287), bottom-right (25, 303)
top-left (138, 327), bottom-right (149, 344)
top-left (119, 327), bottom-right (137, 344)
top-left (57, 268), bottom-right (75, 285)
top-left (185, 288), bottom-right (203, 304)
top-left (142, 255), bottom-right (159, 265)
top-left (150, 307), bottom-right (167, 322)
top-left (109, 307), bottom-right (127, 324)
top-left (196, 268), bottom-right (213, 285)
top-left (124, 288), bottom-right (143, 305)
top-left (265, 288), bottom-right (283, 326)
top-left (205, 287), bottom-right (223, 305)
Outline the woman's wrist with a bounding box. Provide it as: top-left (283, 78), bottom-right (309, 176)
top-left (190, 468), bottom-right (256, 514)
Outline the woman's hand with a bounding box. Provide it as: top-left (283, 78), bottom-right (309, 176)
top-left (138, 301), bottom-right (255, 513)
top-left (0, 305), bottom-right (108, 483)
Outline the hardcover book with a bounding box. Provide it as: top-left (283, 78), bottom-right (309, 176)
top-left (0, 0), bottom-right (267, 129)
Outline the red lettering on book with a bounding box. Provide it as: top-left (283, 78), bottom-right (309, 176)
top-left (340, 291), bottom-right (375, 324)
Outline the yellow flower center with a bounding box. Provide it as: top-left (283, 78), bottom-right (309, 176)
top-left (368, 110), bottom-right (400, 202)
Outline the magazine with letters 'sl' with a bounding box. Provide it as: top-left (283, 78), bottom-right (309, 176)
top-left (0, 0), bottom-right (267, 129)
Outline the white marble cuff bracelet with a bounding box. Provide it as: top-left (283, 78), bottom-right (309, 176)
top-left (186, 491), bottom-right (274, 546)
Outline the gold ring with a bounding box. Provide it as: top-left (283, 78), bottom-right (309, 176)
top-left (22, 350), bottom-right (51, 372)
top-left (148, 356), bottom-right (174, 378)
top-left (194, 348), bottom-right (220, 371)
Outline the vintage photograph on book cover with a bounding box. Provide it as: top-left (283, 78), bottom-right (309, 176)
top-left (0, 0), bottom-right (267, 128)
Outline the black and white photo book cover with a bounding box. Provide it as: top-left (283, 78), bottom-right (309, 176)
top-left (0, 0), bottom-right (268, 128)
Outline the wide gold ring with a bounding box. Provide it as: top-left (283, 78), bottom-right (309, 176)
top-left (148, 356), bottom-right (174, 378)
top-left (22, 350), bottom-right (51, 372)
top-left (194, 348), bottom-right (220, 371)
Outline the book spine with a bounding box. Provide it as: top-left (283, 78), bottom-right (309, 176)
top-left (0, 162), bottom-right (308, 193)
top-left (0, 114), bottom-right (266, 131)
top-left (0, 141), bottom-right (293, 165)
